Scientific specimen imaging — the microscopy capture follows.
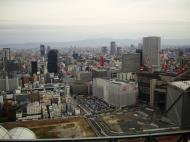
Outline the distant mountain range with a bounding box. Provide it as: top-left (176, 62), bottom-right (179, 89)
top-left (0, 38), bottom-right (190, 49)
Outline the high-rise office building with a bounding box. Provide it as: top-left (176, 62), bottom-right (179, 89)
top-left (143, 36), bottom-right (161, 67)
top-left (136, 49), bottom-right (143, 66)
top-left (0, 48), bottom-right (11, 73)
top-left (122, 53), bottom-right (140, 72)
top-left (72, 51), bottom-right (79, 60)
top-left (101, 46), bottom-right (108, 54)
top-left (47, 46), bottom-right (51, 54)
top-left (117, 47), bottom-right (122, 56)
top-left (5, 60), bottom-right (20, 73)
top-left (31, 61), bottom-right (38, 75)
top-left (47, 49), bottom-right (58, 73)
top-left (138, 43), bottom-right (143, 49)
top-left (3, 48), bottom-right (11, 61)
top-left (0, 50), bottom-right (4, 72)
top-left (110, 41), bottom-right (116, 55)
top-left (40, 45), bottom-right (45, 56)
top-left (0, 78), bottom-right (19, 91)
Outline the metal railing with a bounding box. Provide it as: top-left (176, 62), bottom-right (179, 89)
top-left (2, 129), bottom-right (190, 142)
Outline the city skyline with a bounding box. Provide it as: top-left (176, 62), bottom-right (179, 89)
top-left (0, 0), bottom-right (190, 141)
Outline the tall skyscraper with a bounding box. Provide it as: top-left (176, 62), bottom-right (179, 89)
top-left (31, 61), bottom-right (38, 75)
top-left (117, 47), bottom-right (122, 56)
top-left (0, 50), bottom-right (5, 72)
top-left (122, 53), bottom-right (140, 72)
top-left (138, 43), bottom-right (143, 49)
top-left (136, 49), bottom-right (143, 66)
top-left (47, 46), bottom-right (51, 54)
top-left (101, 46), bottom-right (108, 54)
top-left (72, 51), bottom-right (79, 59)
top-left (3, 48), bottom-right (11, 60)
top-left (1, 48), bottom-right (11, 74)
top-left (40, 45), bottom-right (45, 56)
top-left (143, 36), bottom-right (161, 67)
top-left (110, 41), bottom-right (116, 55)
top-left (47, 49), bottom-right (58, 73)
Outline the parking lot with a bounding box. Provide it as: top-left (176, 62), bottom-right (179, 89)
top-left (77, 95), bottom-right (115, 114)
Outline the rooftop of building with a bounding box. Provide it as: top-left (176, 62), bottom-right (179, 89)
top-left (95, 78), bottom-right (136, 85)
top-left (169, 80), bottom-right (190, 91)
top-left (78, 71), bottom-right (91, 74)
top-left (92, 68), bottom-right (107, 71)
top-left (122, 53), bottom-right (140, 55)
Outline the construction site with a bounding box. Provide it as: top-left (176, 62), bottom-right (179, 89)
top-left (1, 117), bottom-right (96, 138)
top-left (98, 106), bottom-right (178, 135)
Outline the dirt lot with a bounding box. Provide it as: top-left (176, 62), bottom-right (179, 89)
top-left (1, 117), bottom-right (96, 138)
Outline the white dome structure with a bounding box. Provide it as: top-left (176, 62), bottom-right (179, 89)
top-left (9, 127), bottom-right (36, 139)
top-left (0, 125), bottom-right (10, 139)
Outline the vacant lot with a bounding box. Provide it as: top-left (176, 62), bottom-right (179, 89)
top-left (1, 117), bottom-right (96, 138)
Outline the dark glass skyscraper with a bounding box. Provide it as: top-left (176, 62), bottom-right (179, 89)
top-left (40, 44), bottom-right (45, 56)
top-left (47, 49), bottom-right (58, 73)
top-left (136, 49), bottom-right (143, 66)
top-left (31, 61), bottom-right (38, 75)
top-left (110, 41), bottom-right (116, 55)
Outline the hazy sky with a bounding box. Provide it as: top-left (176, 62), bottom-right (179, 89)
top-left (0, 0), bottom-right (190, 44)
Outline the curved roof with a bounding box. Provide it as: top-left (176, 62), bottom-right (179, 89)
top-left (0, 125), bottom-right (10, 139)
top-left (9, 127), bottom-right (36, 139)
